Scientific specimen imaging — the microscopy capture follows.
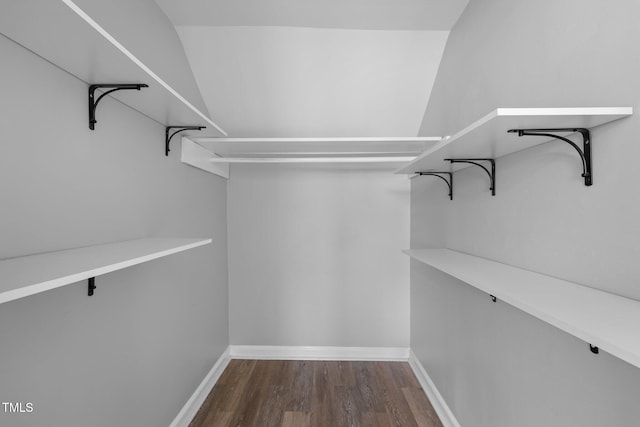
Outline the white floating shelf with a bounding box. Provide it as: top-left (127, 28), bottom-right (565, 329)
top-left (0, 238), bottom-right (212, 305)
top-left (181, 137), bottom-right (229, 178)
top-left (396, 107), bottom-right (632, 174)
top-left (209, 156), bottom-right (417, 164)
top-left (404, 248), bottom-right (640, 369)
top-left (194, 136), bottom-right (439, 157)
top-left (0, 0), bottom-right (225, 135)
top-left (195, 136), bottom-right (440, 143)
top-left (182, 136), bottom-right (439, 174)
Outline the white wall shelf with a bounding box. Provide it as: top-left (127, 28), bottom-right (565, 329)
top-left (0, 238), bottom-right (212, 305)
top-left (0, 0), bottom-right (226, 136)
top-left (208, 156), bottom-right (418, 164)
top-left (182, 136), bottom-right (440, 174)
top-left (395, 107), bottom-right (633, 179)
top-left (181, 137), bottom-right (230, 179)
top-left (404, 248), bottom-right (640, 369)
top-left (194, 136), bottom-right (439, 158)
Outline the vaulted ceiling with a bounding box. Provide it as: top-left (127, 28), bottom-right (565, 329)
top-left (155, 0), bottom-right (469, 137)
top-left (154, 0), bottom-right (469, 31)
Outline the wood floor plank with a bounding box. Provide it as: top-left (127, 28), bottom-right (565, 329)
top-left (201, 410), bottom-right (233, 427)
top-left (362, 411), bottom-right (394, 427)
top-left (254, 361), bottom-right (289, 427)
top-left (374, 362), bottom-right (420, 427)
top-left (244, 360), bottom-right (288, 427)
top-left (189, 359), bottom-right (256, 427)
top-left (402, 387), bottom-right (444, 427)
top-left (390, 361), bottom-right (422, 388)
top-left (282, 411), bottom-right (311, 427)
top-left (224, 359), bottom-right (274, 427)
top-left (189, 360), bottom-right (443, 427)
top-left (254, 382), bottom-right (287, 426)
top-left (352, 361), bottom-right (386, 413)
top-left (333, 360), bottom-right (357, 386)
top-left (286, 360), bottom-right (314, 412)
top-left (310, 361), bottom-right (336, 427)
top-left (335, 385), bottom-right (363, 427)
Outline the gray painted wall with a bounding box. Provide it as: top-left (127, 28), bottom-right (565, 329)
top-left (411, 0), bottom-right (640, 425)
top-left (0, 14), bottom-right (228, 427)
top-left (228, 165), bottom-right (410, 348)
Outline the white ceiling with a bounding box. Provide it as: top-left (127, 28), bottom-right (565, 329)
top-left (155, 0), bottom-right (469, 31)
top-left (155, 0), bottom-right (468, 139)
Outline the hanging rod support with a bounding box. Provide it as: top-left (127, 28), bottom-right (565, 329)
top-left (416, 172), bottom-right (453, 200)
top-left (88, 83), bottom-right (148, 130)
top-left (507, 128), bottom-right (592, 186)
top-left (490, 294), bottom-right (497, 303)
top-left (590, 344), bottom-right (599, 354)
top-left (445, 158), bottom-right (496, 196)
top-left (88, 277), bottom-right (96, 296)
top-left (165, 126), bottom-right (206, 156)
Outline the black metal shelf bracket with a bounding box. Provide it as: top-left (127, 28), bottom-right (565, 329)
top-left (590, 344), bottom-right (599, 354)
top-left (165, 126), bottom-right (206, 156)
top-left (507, 128), bottom-right (592, 186)
top-left (88, 83), bottom-right (148, 130)
top-left (416, 172), bottom-right (453, 200)
top-left (88, 277), bottom-right (96, 296)
top-left (445, 158), bottom-right (496, 196)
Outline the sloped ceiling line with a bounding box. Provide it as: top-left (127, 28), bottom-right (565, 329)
top-left (155, 0), bottom-right (469, 141)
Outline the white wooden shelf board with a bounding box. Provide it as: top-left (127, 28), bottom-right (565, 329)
top-left (182, 138), bottom-right (229, 178)
top-left (396, 107), bottom-right (632, 174)
top-left (209, 156), bottom-right (417, 164)
top-left (404, 248), bottom-right (640, 369)
top-left (0, 238), bottom-right (212, 305)
top-left (196, 137), bottom-right (441, 143)
top-left (0, 0), bottom-right (225, 136)
top-left (194, 137), bottom-right (439, 157)
top-left (183, 136), bottom-right (439, 172)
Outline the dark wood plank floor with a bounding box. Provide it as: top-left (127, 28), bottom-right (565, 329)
top-left (189, 360), bottom-right (443, 427)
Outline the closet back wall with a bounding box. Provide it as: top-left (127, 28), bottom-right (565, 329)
top-left (228, 165), bottom-right (410, 349)
top-left (0, 25), bottom-right (228, 427)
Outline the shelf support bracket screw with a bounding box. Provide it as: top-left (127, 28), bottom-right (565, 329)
top-left (88, 277), bottom-right (96, 296)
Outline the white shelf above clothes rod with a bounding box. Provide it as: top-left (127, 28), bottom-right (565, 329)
top-left (195, 136), bottom-right (440, 157)
top-left (195, 137), bottom-right (442, 144)
top-left (182, 136), bottom-right (441, 175)
top-left (0, 0), bottom-right (226, 137)
top-left (396, 107), bottom-right (633, 188)
top-left (404, 248), bottom-right (640, 369)
top-left (0, 238), bottom-right (212, 305)
top-left (209, 156), bottom-right (418, 164)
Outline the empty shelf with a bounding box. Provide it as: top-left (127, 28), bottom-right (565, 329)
top-left (396, 107), bottom-right (632, 174)
top-left (404, 248), bottom-right (640, 369)
top-left (0, 0), bottom-right (225, 135)
top-left (0, 238), bottom-right (212, 304)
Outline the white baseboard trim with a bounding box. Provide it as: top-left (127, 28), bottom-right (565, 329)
top-left (229, 345), bottom-right (410, 361)
top-left (408, 350), bottom-right (461, 427)
top-left (168, 346), bottom-right (455, 427)
top-left (168, 346), bottom-right (231, 427)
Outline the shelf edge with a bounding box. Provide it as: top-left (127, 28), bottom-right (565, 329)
top-left (60, 0), bottom-right (227, 136)
top-left (404, 248), bottom-right (640, 369)
top-left (0, 238), bottom-right (212, 305)
top-left (395, 107), bottom-right (634, 175)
